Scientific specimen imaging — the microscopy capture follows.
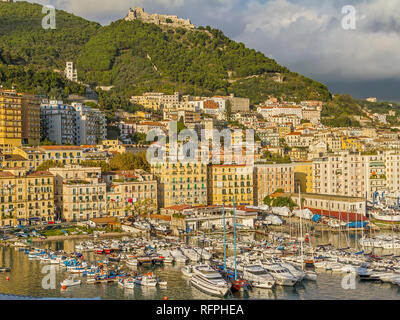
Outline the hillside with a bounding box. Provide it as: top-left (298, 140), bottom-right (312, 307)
top-left (0, 1), bottom-right (100, 97)
top-left (0, 1), bottom-right (333, 107)
top-left (0, 1), bottom-right (100, 68)
top-left (77, 20), bottom-right (332, 103)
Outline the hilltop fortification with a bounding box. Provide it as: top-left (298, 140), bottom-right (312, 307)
top-left (125, 7), bottom-right (195, 30)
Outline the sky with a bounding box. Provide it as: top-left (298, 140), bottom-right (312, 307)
top-left (22, 0), bottom-right (400, 102)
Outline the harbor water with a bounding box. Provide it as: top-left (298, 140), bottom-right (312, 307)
top-left (1, 232), bottom-right (400, 300)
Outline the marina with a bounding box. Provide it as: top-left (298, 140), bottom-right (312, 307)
top-left (1, 229), bottom-right (400, 300)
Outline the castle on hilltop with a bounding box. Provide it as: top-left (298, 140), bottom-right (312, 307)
top-left (125, 7), bottom-right (195, 30)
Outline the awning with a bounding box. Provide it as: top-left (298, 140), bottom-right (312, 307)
top-left (17, 218), bottom-right (26, 221)
top-left (28, 217), bottom-right (40, 221)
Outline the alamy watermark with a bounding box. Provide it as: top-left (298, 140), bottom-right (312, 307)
top-left (341, 265), bottom-right (357, 290)
top-left (41, 265), bottom-right (56, 290)
top-left (42, 5), bottom-right (56, 30)
top-left (341, 5), bottom-right (357, 30)
top-left (145, 121), bottom-right (255, 165)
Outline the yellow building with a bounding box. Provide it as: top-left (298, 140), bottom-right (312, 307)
top-left (207, 164), bottom-right (253, 206)
top-left (278, 125), bottom-right (292, 138)
top-left (39, 146), bottom-right (83, 166)
top-left (49, 166), bottom-right (106, 222)
top-left (294, 161), bottom-right (313, 193)
top-left (0, 154), bottom-right (28, 169)
top-left (103, 170), bottom-right (158, 217)
top-left (0, 89), bottom-right (22, 153)
top-left (12, 147), bottom-right (47, 170)
top-left (0, 168), bottom-right (54, 227)
top-left (254, 163), bottom-right (294, 205)
top-left (151, 161), bottom-right (207, 208)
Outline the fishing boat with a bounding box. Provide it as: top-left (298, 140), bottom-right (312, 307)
top-left (119, 277), bottom-right (135, 289)
top-left (190, 264), bottom-right (231, 297)
top-left (157, 279), bottom-right (168, 287)
top-left (231, 279), bottom-right (249, 293)
top-left (108, 254), bottom-right (120, 262)
top-left (370, 208), bottom-right (400, 222)
top-left (137, 256), bottom-right (153, 266)
top-left (60, 278), bottom-right (81, 287)
top-left (126, 258), bottom-right (138, 267)
top-left (134, 273), bottom-right (158, 287)
top-left (94, 248), bottom-right (104, 255)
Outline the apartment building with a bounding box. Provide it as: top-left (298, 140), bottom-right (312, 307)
top-left (40, 100), bottom-right (106, 145)
top-left (0, 169), bottom-right (54, 227)
top-left (208, 164), bottom-right (253, 206)
top-left (384, 150), bottom-right (400, 194)
top-left (313, 151), bottom-right (386, 200)
top-left (72, 103), bottom-right (106, 145)
top-left (0, 89), bottom-right (22, 153)
top-left (151, 161), bottom-right (207, 208)
top-left (49, 166), bottom-right (106, 221)
top-left (40, 100), bottom-right (76, 145)
top-left (294, 162), bottom-right (313, 193)
top-left (102, 170), bottom-right (158, 217)
top-left (39, 146), bottom-right (83, 165)
top-left (253, 163), bottom-right (294, 205)
top-left (21, 93), bottom-right (41, 146)
top-left (65, 62), bottom-right (78, 82)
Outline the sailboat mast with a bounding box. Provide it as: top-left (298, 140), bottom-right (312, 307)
top-left (223, 203), bottom-right (226, 271)
top-left (233, 196), bottom-right (237, 280)
top-left (299, 186), bottom-right (304, 271)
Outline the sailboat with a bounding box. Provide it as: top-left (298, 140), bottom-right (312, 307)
top-left (298, 187), bottom-right (317, 282)
top-left (229, 199), bottom-right (250, 293)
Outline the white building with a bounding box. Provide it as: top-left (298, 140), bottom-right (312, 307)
top-left (65, 62), bottom-right (78, 82)
top-left (72, 103), bottom-right (107, 145)
top-left (41, 100), bottom-right (106, 145)
top-left (313, 151), bottom-right (386, 200)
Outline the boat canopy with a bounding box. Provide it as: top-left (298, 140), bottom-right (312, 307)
top-left (271, 207), bottom-right (292, 217)
top-left (312, 214), bottom-right (322, 222)
top-left (264, 215), bottom-right (283, 225)
top-left (293, 209), bottom-right (314, 220)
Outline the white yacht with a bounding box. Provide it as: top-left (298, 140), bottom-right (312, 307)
top-left (170, 248), bottom-right (188, 263)
top-left (279, 261), bottom-right (305, 281)
top-left (261, 263), bottom-right (298, 286)
top-left (242, 265), bottom-right (275, 289)
top-left (190, 264), bottom-right (231, 297)
top-left (182, 247), bottom-right (201, 262)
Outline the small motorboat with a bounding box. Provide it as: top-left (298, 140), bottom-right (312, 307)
top-left (126, 258), bottom-right (138, 267)
top-left (181, 265), bottom-right (193, 278)
top-left (0, 267), bottom-right (11, 273)
top-left (157, 279), bottom-right (168, 287)
top-left (304, 270), bottom-right (317, 281)
top-left (231, 279), bottom-right (249, 293)
top-left (61, 278), bottom-right (82, 288)
top-left (108, 254), bottom-right (120, 262)
top-left (134, 273), bottom-right (158, 287)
